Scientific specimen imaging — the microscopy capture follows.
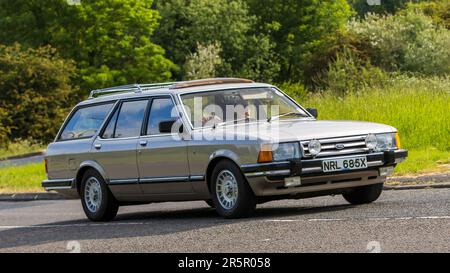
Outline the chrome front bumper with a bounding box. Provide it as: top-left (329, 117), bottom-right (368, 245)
top-left (241, 150), bottom-right (408, 196)
top-left (242, 150), bottom-right (408, 178)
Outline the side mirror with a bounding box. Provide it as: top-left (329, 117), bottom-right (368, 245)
top-left (306, 108), bottom-right (318, 119)
top-left (159, 118), bottom-right (184, 134)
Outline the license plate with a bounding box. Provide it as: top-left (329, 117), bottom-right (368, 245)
top-left (322, 156), bottom-right (367, 173)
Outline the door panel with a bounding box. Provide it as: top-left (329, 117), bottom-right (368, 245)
top-left (92, 99), bottom-right (149, 197)
top-left (138, 135), bottom-right (192, 194)
top-left (92, 137), bottom-right (141, 196)
top-left (137, 97), bottom-right (192, 194)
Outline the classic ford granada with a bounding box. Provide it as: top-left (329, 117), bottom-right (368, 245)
top-left (43, 78), bottom-right (407, 221)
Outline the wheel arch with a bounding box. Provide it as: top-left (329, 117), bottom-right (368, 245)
top-left (205, 150), bottom-right (243, 193)
top-left (75, 161), bottom-right (109, 195)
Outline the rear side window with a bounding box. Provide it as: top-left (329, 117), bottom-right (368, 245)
top-left (114, 100), bottom-right (148, 138)
top-left (60, 103), bottom-right (114, 141)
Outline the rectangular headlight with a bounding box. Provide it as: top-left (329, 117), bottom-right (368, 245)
top-left (272, 142), bottom-right (300, 161)
top-left (375, 133), bottom-right (397, 151)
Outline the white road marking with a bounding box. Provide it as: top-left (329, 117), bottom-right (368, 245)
top-left (265, 215), bottom-right (450, 223)
top-left (1, 215), bottom-right (450, 230)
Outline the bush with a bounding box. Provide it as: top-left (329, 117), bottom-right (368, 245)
top-left (0, 43), bottom-right (77, 145)
top-left (406, 1), bottom-right (450, 29)
top-left (319, 47), bottom-right (390, 94)
top-left (348, 11), bottom-right (450, 76)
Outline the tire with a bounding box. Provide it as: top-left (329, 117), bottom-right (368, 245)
top-left (205, 200), bottom-right (215, 208)
top-left (211, 160), bottom-right (256, 219)
top-left (80, 169), bottom-right (119, 222)
top-left (342, 183), bottom-right (384, 205)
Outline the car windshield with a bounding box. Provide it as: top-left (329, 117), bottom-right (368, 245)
top-left (181, 87), bottom-right (309, 128)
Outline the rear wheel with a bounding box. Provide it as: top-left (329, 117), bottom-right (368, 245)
top-left (81, 169), bottom-right (119, 222)
top-left (342, 183), bottom-right (384, 205)
top-left (211, 160), bottom-right (256, 218)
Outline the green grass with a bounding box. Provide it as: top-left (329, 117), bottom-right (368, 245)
top-left (0, 139), bottom-right (45, 159)
top-left (285, 76), bottom-right (450, 174)
top-left (0, 162), bottom-right (45, 193)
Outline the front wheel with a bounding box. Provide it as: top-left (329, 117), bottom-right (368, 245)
top-left (81, 169), bottom-right (119, 222)
top-left (342, 183), bottom-right (384, 205)
top-left (211, 160), bottom-right (256, 219)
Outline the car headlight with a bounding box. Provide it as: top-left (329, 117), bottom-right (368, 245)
top-left (308, 139), bottom-right (321, 156)
top-left (366, 133), bottom-right (397, 151)
top-left (272, 142), bottom-right (300, 161)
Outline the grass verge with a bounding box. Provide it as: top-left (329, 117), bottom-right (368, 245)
top-left (0, 162), bottom-right (45, 193)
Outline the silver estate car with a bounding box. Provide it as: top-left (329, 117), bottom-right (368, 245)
top-left (43, 78), bottom-right (408, 221)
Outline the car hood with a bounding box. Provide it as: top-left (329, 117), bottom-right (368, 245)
top-left (210, 119), bottom-right (396, 142)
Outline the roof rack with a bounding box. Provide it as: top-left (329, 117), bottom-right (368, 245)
top-left (88, 82), bottom-right (176, 99)
top-left (88, 78), bottom-right (255, 99)
top-left (171, 78), bottom-right (254, 89)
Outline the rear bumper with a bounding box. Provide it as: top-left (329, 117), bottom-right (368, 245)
top-left (241, 149), bottom-right (407, 196)
top-left (42, 178), bottom-right (79, 198)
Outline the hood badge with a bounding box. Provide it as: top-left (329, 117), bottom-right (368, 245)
top-left (335, 143), bottom-right (345, 150)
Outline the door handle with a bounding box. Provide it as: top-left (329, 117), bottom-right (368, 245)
top-left (94, 143), bottom-right (102, 150)
top-left (139, 140), bottom-right (148, 147)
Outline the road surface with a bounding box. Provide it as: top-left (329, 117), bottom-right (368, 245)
top-left (0, 188), bottom-right (449, 252)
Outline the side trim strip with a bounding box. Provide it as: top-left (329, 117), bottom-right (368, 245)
top-left (108, 179), bottom-right (139, 185)
top-left (107, 176), bottom-right (206, 185)
top-left (140, 176), bottom-right (189, 184)
top-left (189, 175), bottom-right (205, 182)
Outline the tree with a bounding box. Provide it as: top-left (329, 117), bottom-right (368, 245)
top-left (154, 0), bottom-right (280, 82)
top-left (0, 0), bottom-right (175, 92)
top-left (0, 44), bottom-right (77, 144)
top-left (184, 43), bottom-right (223, 80)
top-left (246, 0), bottom-right (352, 82)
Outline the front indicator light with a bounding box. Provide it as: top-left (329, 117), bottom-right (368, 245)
top-left (258, 144), bottom-right (273, 163)
top-left (395, 132), bottom-right (401, 149)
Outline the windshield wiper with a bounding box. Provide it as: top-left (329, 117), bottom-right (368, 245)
top-left (213, 117), bottom-right (253, 129)
top-left (268, 112), bottom-right (307, 122)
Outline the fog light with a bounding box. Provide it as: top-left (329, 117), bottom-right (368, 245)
top-left (285, 176), bottom-right (301, 187)
top-left (366, 134), bottom-right (377, 150)
top-left (379, 167), bottom-right (394, 177)
top-left (308, 139), bottom-right (321, 156)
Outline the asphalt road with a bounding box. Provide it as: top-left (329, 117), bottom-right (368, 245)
top-left (0, 188), bottom-right (449, 253)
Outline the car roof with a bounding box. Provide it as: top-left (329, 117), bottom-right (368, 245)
top-left (77, 79), bottom-right (273, 107)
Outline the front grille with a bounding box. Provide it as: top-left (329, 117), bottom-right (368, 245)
top-left (301, 135), bottom-right (369, 158)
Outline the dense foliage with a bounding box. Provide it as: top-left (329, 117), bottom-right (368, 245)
top-left (154, 0), bottom-right (280, 82)
top-left (0, 44), bottom-right (77, 146)
top-left (0, 0), bottom-right (175, 91)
